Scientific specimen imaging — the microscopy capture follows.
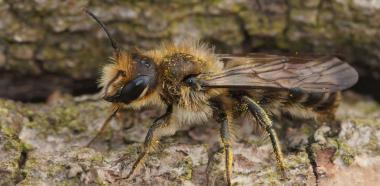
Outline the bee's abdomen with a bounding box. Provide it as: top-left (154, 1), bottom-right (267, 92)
top-left (231, 89), bottom-right (341, 121)
top-left (288, 89), bottom-right (340, 113)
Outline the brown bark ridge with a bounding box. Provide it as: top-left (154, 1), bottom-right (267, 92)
top-left (0, 0), bottom-right (380, 101)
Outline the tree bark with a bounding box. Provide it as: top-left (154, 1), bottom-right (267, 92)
top-left (1, 93), bottom-right (380, 185)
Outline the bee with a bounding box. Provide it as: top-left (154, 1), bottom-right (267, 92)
top-left (85, 10), bottom-right (358, 185)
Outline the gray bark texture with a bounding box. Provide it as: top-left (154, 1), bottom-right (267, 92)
top-left (1, 92), bottom-right (380, 185)
top-left (0, 0), bottom-right (380, 101)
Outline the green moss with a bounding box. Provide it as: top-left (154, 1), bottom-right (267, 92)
top-left (241, 11), bottom-right (286, 37)
top-left (56, 107), bottom-right (86, 133)
top-left (341, 153), bottom-right (355, 166)
top-left (260, 167), bottom-right (281, 185)
top-left (1, 125), bottom-right (25, 151)
top-left (69, 148), bottom-right (102, 162)
top-left (95, 178), bottom-right (106, 186)
top-left (25, 102), bottom-right (94, 136)
top-left (124, 144), bottom-right (140, 156)
top-left (90, 152), bottom-right (104, 163)
top-left (286, 152), bottom-right (309, 169)
top-left (49, 165), bottom-right (65, 178)
top-left (0, 99), bottom-right (17, 112)
top-left (0, 122), bottom-right (34, 185)
top-left (180, 156), bottom-right (193, 180)
top-left (158, 150), bottom-right (172, 160)
top-left (335, 140), bottom-right (356, 166)
top-left (348, 101), bottom-right (380, 117)
top-left (349, 118), bottom-right (380, 127)
top-left (25, 158), bottom-right (66, 179)
top-left (365, 130), bottom-right (380, 156)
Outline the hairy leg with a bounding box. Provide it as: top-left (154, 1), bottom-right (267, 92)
top-left (212, 99), bottom-right (233, 186)
top-left (242, 96), bottom-right (286, 177)
top-left (118, 105), bottom-right (173, 179)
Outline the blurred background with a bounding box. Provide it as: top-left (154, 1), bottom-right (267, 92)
top-left (0, 0), bottom-right (379, 102)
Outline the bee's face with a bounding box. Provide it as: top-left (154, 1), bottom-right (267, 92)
top-left (102, 52), bottom-right (157, 104)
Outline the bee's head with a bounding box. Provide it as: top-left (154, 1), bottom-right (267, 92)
top-left (102, 52), bottom-right (157, 104)
top-left (86, 9), bottom-right (157, 104)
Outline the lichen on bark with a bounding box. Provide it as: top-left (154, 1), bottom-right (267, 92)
top-left (0, 92), bottom-right (380, 185)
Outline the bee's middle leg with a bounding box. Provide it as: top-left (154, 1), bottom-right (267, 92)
top-left (242, 96), bottom-right (286, 177)
top-left (220, 115), bottom-right (233, 186)
top-left (212, 100), bottom-right (233, 186)
top-left (117, 105), bottom-right (173, 179)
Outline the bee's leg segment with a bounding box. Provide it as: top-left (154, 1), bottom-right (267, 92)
top-left (220, 115), bottom-right (233, 186)
top-left (124, 105), bottom-right (173, 179)
top-left (242, 96), bottom-right (286, 177)
top-left (86, 107), bottom-right (119, 147)
top-left (211, 99), bottom-right (233, 186)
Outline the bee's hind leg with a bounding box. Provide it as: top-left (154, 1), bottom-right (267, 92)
top-left (116, 105), bottom-right (173, 180)
top-left (242, 96), bottom-right (287, 178)
top-left (211, 99), bottom-right (234, 186)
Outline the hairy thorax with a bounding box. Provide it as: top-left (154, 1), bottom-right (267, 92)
top-left (158, 51), bottom-right (224, 124)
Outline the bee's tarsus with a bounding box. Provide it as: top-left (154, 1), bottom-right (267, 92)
top-left (212, 98), bottom-right (234, 186)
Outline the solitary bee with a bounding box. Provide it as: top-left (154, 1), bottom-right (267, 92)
top-left (85, 10), bottom-right (358, 185)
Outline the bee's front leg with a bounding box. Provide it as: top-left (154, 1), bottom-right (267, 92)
top-left (242, 96), bottom-right (287, 178)
top-left (212, 99), bottom-right (233, 186)
top-left (116, 105), bottom-right (173, 180)
top-left (85, 107), bottom-right (119, 147)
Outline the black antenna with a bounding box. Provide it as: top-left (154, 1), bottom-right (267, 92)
top-left (85, 9), bottom-right (119, 51)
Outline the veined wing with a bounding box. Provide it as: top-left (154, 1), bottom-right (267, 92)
top-left (197, 54), bottom-right (358, 93)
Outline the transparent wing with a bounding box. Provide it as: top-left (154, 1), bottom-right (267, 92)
top-left (197, 54), bottom-right (358, 93)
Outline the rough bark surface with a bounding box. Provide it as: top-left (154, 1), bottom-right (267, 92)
top-left (1, 0), bottom-right (380, 101)
top-left (1, 92), bottom-right (380, 185)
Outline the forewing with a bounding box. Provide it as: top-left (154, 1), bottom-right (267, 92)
top-left (198, 54), bottom-right (358, 93)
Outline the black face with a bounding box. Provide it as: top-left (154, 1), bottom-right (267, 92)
top-left (103, 53), bottom-right (157, 104)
